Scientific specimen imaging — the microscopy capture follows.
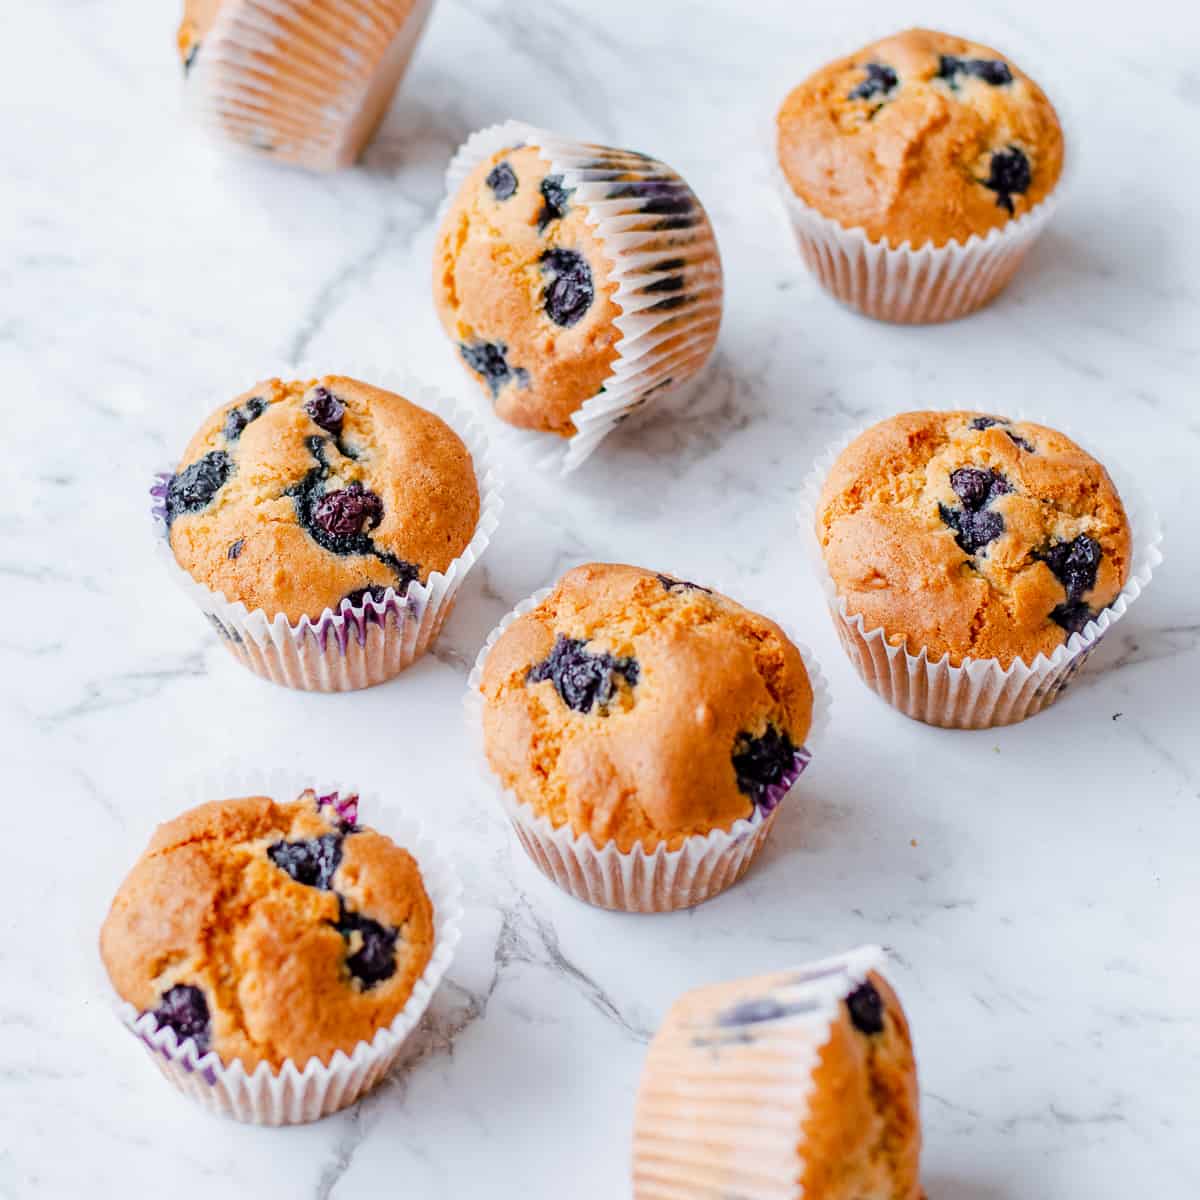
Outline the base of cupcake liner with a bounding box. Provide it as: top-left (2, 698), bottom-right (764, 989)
top-left (797, 412), bottom-right (1163, 730)
top-left (775, 167), bottom-right (1059, 324)
top-left (439, 121), bottom-right (724, 474)
top-left (151, 369), bottom-right (502, 693)
top-left (633, 945), bottom-right (889, 1199)
top-left (190, 0), bottom-right (434, 171)
top-left (502, 793), bottom-right (782, 914)
top-left (110, 776), bottom-right (463, 1125)
top-left (466, 580), bottom-right (830, 913)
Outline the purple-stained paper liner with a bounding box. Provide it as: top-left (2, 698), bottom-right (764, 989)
top-left (633, 945), bottom-right (895, 1200)
top-left (151, 366), bottom-right (503, 692)
top-left (463, 580), bottom-right (830, 913)
top-left (796, 411), bottom-right (1163, 729)
top-left (438, 120), bottom-right (724, 475)
top-left (102, 768), bottom-right (463, 1125)
top-left (185, 0), bottom-right (435, 171)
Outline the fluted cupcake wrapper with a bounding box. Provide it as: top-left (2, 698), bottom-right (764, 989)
top-left (187, 0), bottom-right (434, 170)
top-left (104, 768), bottom-right (464, 1125)
top-left (632, 945), bottom-right (887, 1200)
top-left (796, 413), bottom-right (1163, 729)
top-left (441, 121), bottom-right (724, 474)
top-left (151, 366), bottom-right (503, 692)
top-left (464, 583), bottom-right (830, 913)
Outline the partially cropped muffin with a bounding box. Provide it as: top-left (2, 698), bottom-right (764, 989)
top-left (163, 376), bottom-right (480, 623)
top-left (479, 564), bottom-right (814, 853)
top-left (816, 411), bottom-right (1131, 667)
top-left (177, 0), bottom-right (434, 170)
top-left (777, 28), bottom-right (1064, 248)
top-left (101, 790), bottom-right (435, 1071)
top-left (434, 126), bottom-right (723, 442)
top-left (634, 949), bottom-right (922, 1199)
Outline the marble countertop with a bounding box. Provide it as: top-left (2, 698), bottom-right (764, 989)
top-left (5, 0), bottom-right (1198, 1196)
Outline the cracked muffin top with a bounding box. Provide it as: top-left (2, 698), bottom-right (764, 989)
top-left (434, 144), bottom-right (624, 436)
top-left (100, 790), bottom-right (435, 1071)
top-left (478, 563), bottom-right (814, 852)
top-left (816, 411), bottom-right (1131, 667)
top-left (163, 376), bottom-right (480, 622)
top-left (634, 963), bottom-right (922, 1200)
top-left (777, 28), bottom-right (1064, 247)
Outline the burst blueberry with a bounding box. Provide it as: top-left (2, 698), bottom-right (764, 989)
top-left (527, 634), bottom-right (639, 714)
top-left (305, 387), bottom-right (346, 435)
top-left (222, 396), bottom-right (267, 441)
top-left (937, 55), bottom-right (1013, 87)
top-left (166, 451), bottom-right (232, 526)
top-left (540, 249), bottom-right (594, 327)
top-left (227, 538), bottom-right (245, 560)
top-left (848, 61), bottom-right (899, 101)
top-left (940, 467), bottom-right (1012, 555)
top-left (657, 574), bottom-right (713, 595)
top-left (459, 340), bottom-right (528, 397)
top-left (343, 584), bottom-right (391, 609)
top-left (950, 466), bottom-right (1012, 510)
top-left (146, 984), bottom-right (211, 1052)
top-left (486, 160), bottom-right (518, 201)
top-left (333, 900), bottom-right (398, 989)
top-left (1038, 534), bottom-right (1102, 632)
top-left (267, 833), bottom-right (344, 891)
top-left (983, 146), bottom-right (1032, 213)
top-left (732, 725), bottom-right (798, 810)
top-left (845, 981), bottom-right (885, 1034)
top-left (537, 175), bottom-right (573, 231)
top-left (313, 481), bottom-right (384, 539)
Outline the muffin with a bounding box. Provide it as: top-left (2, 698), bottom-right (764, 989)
top-left (101, 790), bottom-right (435, 1074)
top-left (633, 948), bottom-right (922, 1200)
top-left (155, 375), bottom-right (494, 690)
top-left (812, 411), bottom-right (1134, 726)
top-left (775, 28), bottom-right (1064, 322)
top-left (434, 123), bottom-right (723, 460)
top-left (472, 564), bottom-right (818, 911)
top-left (177, 0), bottom-right (434, 170)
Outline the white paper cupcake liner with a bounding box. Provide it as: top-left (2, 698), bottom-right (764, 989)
top-left (797, 413), bottom-right (1163, 729)
top-left (187, 0), bottom-right (434, 170)
top-left (633, 945), bottom-right (889, 1200)
top-left (151, 366), bottom-right (503, 692)
top-left (104, 768), bottom-right (464, 1125)
top-left (439, 121), bottom-right (724, 474)
top-left (464, 580), bottom-right (831, 913)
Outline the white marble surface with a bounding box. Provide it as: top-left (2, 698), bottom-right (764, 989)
top-left (3, 0), bottom-right (1198, 1196)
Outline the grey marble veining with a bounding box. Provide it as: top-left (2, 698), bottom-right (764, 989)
top-left (2, 0), bottom-right (1198, 1197)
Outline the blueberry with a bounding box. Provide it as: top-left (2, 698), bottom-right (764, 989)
top-left (540, 249), bottom-right (594, 328)
top-left (343, 584), bottom-right (391, 608)
top-left (939, 504), bottom-right (1006, 555)
top-left (222, 396), bottom-right (267, 441)
top-left (486, 160), bottom-right (518, 201)
top-left (970, 416), bottom-right (1035, 453)
top-left (937, 54), bottom-right (1013, 87)
top-left (305, 386), bottom-right (346, 435)
top-left (227, 538), bottom-right (245, 560)
top-left (146, 984), bottom-right (211, 1052)
top-left (950, 467), bottom-right (1012, 511)
top-left (845, 981), bottom-right (885, 1035)
top-left (1038, 534), bottom-right (1102, 635)
top-left (657, 573), bottom-right (713, 594)
top-left (459, 340), bottom-right (529, 398)
top-left (848, 62), bottom-right (899, 101)
top-left (537, 175), bottom-right (573, 231)
top-left (970, 416), bottom-right (1003, 431)
top-left (166, 451), bottom-right (232, 526)
top-left (982, 146), bottom-right (1032, 214)
top-left (313, 481), bottom-right (383, 539)
top-left (332, 900), bottom-right (398, 989)
top-left (732, 725), bottom-right (799, 811)
top-left (527, 634), bottom-right (639, 714)
top-left (267, 833), bottom-right (343, 890)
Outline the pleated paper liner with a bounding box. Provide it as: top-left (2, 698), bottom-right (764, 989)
top-left (187, 0), bottom-right (434, 170)
top-left (797, 413), bottom-right (1163, 729)
top-left (464, 581), bottom-right (830, 913)
top-left (151, 366), bottom-right (503, 692)
top-left (105, 769), bottom-right (463, 1125)
top-left (633, 945), bottom-right (888, 1200)
top-left (440, 121), bottom-right (724, 474)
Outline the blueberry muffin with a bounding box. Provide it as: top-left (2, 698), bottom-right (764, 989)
top-left (478, 564), bottom-right (814, 852)
top-left (777, 28), bottom-right (1064, 247)
top-left (434, 137), bottom-right (722, 436)
top-left (163, 376), bottom-right (479, 622)
top-left (816, 412), bottom-right (1131, 666)
top-left (634, 956), bottom-right (922, 1199)
top-left (101, 790), bottom-right (435, 1070)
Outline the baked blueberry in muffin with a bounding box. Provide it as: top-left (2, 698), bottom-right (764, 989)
top-left (478, 564), bottom-right (814, 852)
top-left (815, 411), bottom-right (1132, 666)
top-left (162, 376), bottom-right (480, 622)
top-left (100, 789), bottom-right (435, 1069)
